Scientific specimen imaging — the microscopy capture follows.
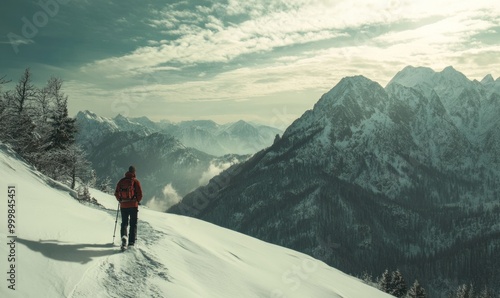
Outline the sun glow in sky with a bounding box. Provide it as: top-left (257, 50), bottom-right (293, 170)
top-left (1, 0), bottom-right (499, 127)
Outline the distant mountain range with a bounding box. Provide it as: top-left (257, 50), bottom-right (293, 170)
top-left (76, 111), bottom-right (282, 156)
top-left (75, 112), bottom-right (281, 210)
top-left (169, 66), bottom-right (500, 296)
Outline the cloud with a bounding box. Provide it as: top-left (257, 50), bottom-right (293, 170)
top-left (59, 0), bottom-right (499, 124)
top-left (198, 161), bottom-right (236, 186)
top-left (80, 1), bottom-right (354, 77)
top-left (79, 0), bottom-right (500, 82)
top-left (146, 184), bottom-right (182, 212)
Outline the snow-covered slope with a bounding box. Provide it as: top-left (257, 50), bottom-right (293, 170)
top-left (0, 143), bottom-right (390, 298)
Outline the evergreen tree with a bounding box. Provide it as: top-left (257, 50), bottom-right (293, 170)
top-left (79, 184), bottom-right (92, 201)
top-left (99, 176), bottom-right (114, 194)
top-left (390, 269), bottom-right (407, 298)
top-left (408, 280), bottom-right (426, 298)
top-left (378, 269), bottom-right (392, 293)
top-left (0, 70), bottom-right (94, 191)
top-left (32, 79), bottom-right (56, 151)
top-left (360, 271), bottom-right (374, 284)
top-left (46, 78), bottom-right (76, 150)
top-left (30, 77), bottom-right (81, 187)
top-left (478, 285), bottom-right (494, 298)
top-left (456, 283), bottom-right (474, 298)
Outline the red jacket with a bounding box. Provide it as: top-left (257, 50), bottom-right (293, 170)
top-left (115, 172), bottom-right (143, 208)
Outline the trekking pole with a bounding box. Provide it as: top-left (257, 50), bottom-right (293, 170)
top-left (112, 202), bottom-right (120, 245)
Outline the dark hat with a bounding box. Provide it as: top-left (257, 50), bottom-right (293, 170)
top-left (129, 165), bottom-right (136, 173)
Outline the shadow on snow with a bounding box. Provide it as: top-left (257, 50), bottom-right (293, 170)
top-left (17, 238), bottom-right (117, 264)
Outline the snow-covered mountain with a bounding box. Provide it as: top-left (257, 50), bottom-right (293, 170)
top-left (75, 111), bottom-right (267, 210)
top-left (0, 142), bottom-right (391, 298)
top-left (388, 65), bottom-right (500, 142)
top-left (163, 119), bottom-right (283, 156)
top-left (75, 110), bottom-right (121, 151)
top-left (86, 130), bottom-right (247, 211)
top-left (170, 66), bottom-right (500, 296)
top-left (76, 110), bottom-right (282, 156)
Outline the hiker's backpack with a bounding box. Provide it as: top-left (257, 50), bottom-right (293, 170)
top-left (117, 178), bottom-right (135, 200)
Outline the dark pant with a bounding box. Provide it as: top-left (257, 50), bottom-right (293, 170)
top-left (120, 207), bottom-right (138, 244)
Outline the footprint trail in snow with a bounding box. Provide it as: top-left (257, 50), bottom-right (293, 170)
top-left (69, 220), bottom-right (171, 298)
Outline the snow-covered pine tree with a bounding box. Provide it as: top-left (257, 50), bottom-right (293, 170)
top-left (455, 283), bottom-right (475, 298)
top-left (31, 77), bottom-right (88, 189)
top-left (408, 280), bottom-right (426, 298)
top-left (80, 184), bottom-right (91, 201)
top-left (478, 285), bottom-right (495, 298)
top-left (76, 184), bottom-right (102, 206)
top-left (99, 176), bottom-right (114, 194)
top-left (390, 269), bottom-right (407, 298)
top-left (46, 78), bottom-right (76, 151)
top-left (360, 271), bottom-right (374, 284)
top-left (88, 170), bottom-right (97, 188)
top-left (0, 70), bottom-right (93, 192)
top-left (31, 78), bottom-right (57, 151)
top-left (378, 269), bottom-right (392, 293)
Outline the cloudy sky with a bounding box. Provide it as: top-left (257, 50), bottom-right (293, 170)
top-left (1, 0), bottom-right (499, 127)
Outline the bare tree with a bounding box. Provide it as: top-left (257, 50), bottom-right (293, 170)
top-left (0, 75), bottom-right (11, 141)
top-left (0, 74), bottom-right (10, 88)
top-left (34, 84), bottom-right (53, 123)
top-left (11, 68), bottom-right (37, 114)
top-left (1, 69), bottom-right (37, 154)
top-left (0, 74), bottom-right (11, 113)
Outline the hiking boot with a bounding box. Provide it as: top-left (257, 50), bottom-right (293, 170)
top-left (121, 236), bottom-right (128, 247)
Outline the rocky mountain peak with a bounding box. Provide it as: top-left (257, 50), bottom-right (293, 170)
top-left (481, 74), bottom-right (495, 84)
top-left (226, 120), bottom-right (256, 134)
top-left (387, 65), bottom-right (473, 100)
top-left (77, 110), bottom-right (103, 121)
top-left (387, 65), bottom-right (435, 89)
top-left (438, 65), bottom-right (470, 86)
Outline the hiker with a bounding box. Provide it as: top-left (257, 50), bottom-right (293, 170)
top-left (115, 165), bottom-right (143, 248)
